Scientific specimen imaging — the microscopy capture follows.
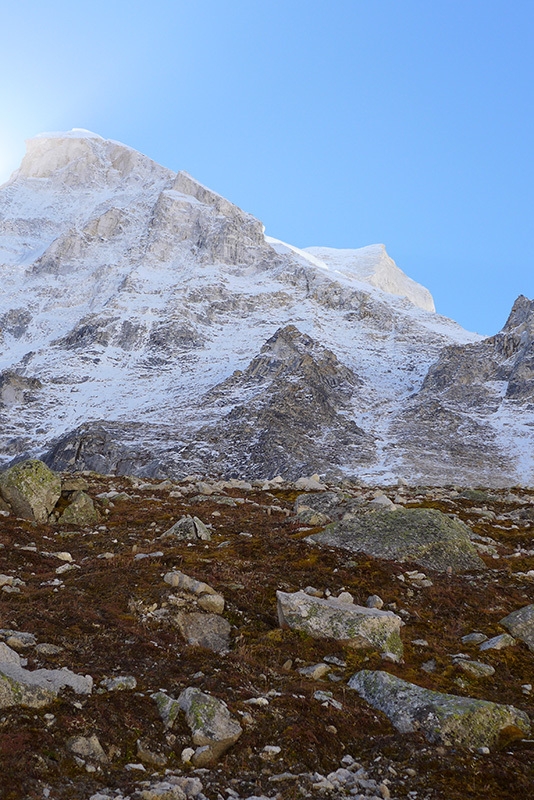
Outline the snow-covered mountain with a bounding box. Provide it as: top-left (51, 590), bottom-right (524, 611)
top-left (1, 129), bottom-right (532, 485)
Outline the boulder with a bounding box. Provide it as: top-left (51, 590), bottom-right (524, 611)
top-left (160, 516), bottom-right (211, 541)
top-left (0, 642), bottom-right (92, 709)
top-left (177, 687), bottom-right (242, 766)
top-left (0, 459), bottom-right (61, 523)
top-left (348, 670), bottom-right (530, 749)
top-left (173, 612), bottom-right (231, 654)
top-left (500, 604), bottom-right (534, 652)
top-left (308, 507), bottom-right (486, 572)
top-left (58, 490), bottom-right (100, 526)
top-left (277, 590), bottom-right (403, 661)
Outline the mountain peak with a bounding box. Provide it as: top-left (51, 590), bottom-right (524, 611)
top-left (15, 129), bottom-right (168, 187)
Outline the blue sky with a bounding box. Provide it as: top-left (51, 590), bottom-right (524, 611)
top-left (1, 0), bottom-right (533, 335)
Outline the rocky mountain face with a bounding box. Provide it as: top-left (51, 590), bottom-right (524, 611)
top-left (0, 129), bottom-right (533, 485)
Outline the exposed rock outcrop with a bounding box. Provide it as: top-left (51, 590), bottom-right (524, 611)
top-left (308, 507), bottom-right (486, 572)
top-left (0, 642), bottom-right (92, 709)
top-left (348, 670), bottom-right (530, 749)
top-left (277, 590), bottom-right (404, 660)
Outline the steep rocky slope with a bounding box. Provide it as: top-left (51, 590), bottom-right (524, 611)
top-left (0, 467), bottom-right (532, 799)
top-left (0, 130), bottom-right (533, 485)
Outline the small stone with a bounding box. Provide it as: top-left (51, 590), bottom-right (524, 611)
top-left (197, 593), bottom-right (225, 614)
top-left (458, 661), bottom-right (496, 678)
top-left (479, 633), bottom-right (516, 651)
top-left (181, 746), bottom-right (195, 763)
top-left (421, 659), bottom-right (437, 673)
top-left (56, 562), bottom-right (76, 574)
top-left (136, 739), bottom-right (167, 767)
top-left (100, 675), bottom-right (137, 691)
top-left (178, 687), bottom-right (242, 765)
top-left (68, 734), bottom-right (108, 763)
top-left (173, 611), bottom-right (231, 653)
top-left (281, 659), bottom-right (293, 671)
top-left (54, 552), bottom-right (73, 562)
top-left (366, 595), bottom-right (384, 609)
top-left (261, 745), bottom-right (281, 760)
top-left (336, 591), bottom-right (354, 604)
top-left (35, 643), bottom-right (63, 656)
top-left (461, 632), bottom-right (488, 645)
top-left (299, 663), bottom-right (331, 680)
top-left (244, 696), bottom-right (269, 706)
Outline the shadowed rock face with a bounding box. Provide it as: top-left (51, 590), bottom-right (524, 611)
top-left (181, 325), bottom-right (375, 479)
top-left (419, 296), bottom-right (534, 405)
top-left (390, 296), bottom-right (534, 486)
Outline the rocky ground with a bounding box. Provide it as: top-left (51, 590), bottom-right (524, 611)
top-left (0, 465), bottom-right (533, 799)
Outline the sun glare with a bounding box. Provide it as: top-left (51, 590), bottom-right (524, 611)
top-left (0, 138), bottom-right (23, 185)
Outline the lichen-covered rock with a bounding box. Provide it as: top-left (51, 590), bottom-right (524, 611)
top-left (0, 459), bottom-right (61, 523)
top-left (177, 687), bottom-right (242, 766)
top-left (348, 670), bottom-right (530, 749)
top-left (160, 516), bottom-right (211, 541)
top-left (500, 604), bottom-right (534, 652)
top-left (0, 642), bottom-right (92, 709)
top-left (58, 490), bottom-right (100, 526)
top-left (277, 590), bottom-right (403, 661)
top-left (152, 691), bottom-right (182, 730)
top-left (308, 508), bottom-right (486, 572)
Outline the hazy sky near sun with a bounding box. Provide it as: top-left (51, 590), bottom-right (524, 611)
top-left (1, 0), bottom-right (533, 335)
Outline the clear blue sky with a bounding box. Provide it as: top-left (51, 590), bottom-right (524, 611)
top-left (1, 0), bottom-right (533, 335)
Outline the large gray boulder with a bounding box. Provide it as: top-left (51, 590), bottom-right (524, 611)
top-left (277, 590), bottom-right (403, 661)
top-left (308, 507), bottom-right (486, 572)
top-left (0, 642), bottom-right (92, 709)
top-left (349, 670), bottom-right (530, 749)
top-left (0, 459), bottom-right (61, 523)
top-left (177, 687), bottom-right (242, 766)
top-left (500, 604), bottom-right (534, 652)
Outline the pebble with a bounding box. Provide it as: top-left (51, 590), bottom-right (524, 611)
top-left (366, 594), bottom-right (384, 609)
